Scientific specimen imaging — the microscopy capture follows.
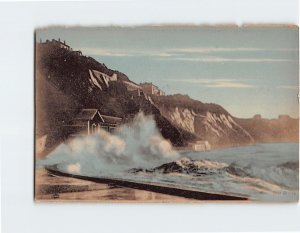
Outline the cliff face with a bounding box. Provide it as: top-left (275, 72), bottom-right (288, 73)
top-left (151, 95), bottom-right (254, 148)
top-left (151, 94), bottom-right (298, 148)
top-left (35, 44), bottom-right (194, 150)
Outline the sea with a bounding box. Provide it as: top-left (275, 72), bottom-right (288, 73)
top-left (125, 143), bottom-right (299, 201)
top-left (38, 140), bottom-right (299, 202)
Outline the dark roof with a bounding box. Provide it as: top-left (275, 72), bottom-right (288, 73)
top-left (101, 114), bottom-right (122, 124)
top-left (75, 109), bottom-right (98, 120)
top-left (74, 109), bottom-right (122, 124)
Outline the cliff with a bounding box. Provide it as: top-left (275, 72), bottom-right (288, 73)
top-left (151, 94), bottom-right (298, 147)
top-left (151, 94), bottom-right (254, 148)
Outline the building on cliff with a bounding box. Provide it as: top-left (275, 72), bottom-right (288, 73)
top-left (71, 50), bottom-right (83, 56)
top-left (63, 109), bottom-right (122, 136)
top-left (123, 81), bottom-right (144, 96)
top-left (278, 114), bottom-right (291, 121)
top-left (188, 140), bottom-right (211, 151)
top-left (140, 82), bottom-right (165, 96)
top-left (37, 38), bottom-right (83, 56)
top-left (253, 114), bottom-right (262, 120)
top-left (38, 38), bottom-right (71, 50)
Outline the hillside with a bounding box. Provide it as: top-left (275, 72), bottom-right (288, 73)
top-left (35, 43), bottom-right (195, 150)
top-left (36, 68), bottom-right (83, 149)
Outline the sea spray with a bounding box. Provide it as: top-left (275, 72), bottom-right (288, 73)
top-left (37, 112), bottom-right (179, 176)
top-left (36, 115), bottom-right (298, 201)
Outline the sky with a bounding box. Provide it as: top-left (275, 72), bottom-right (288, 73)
top-left (36, 26), bottom-right (299, 119)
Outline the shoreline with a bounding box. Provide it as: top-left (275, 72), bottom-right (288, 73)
top-left (35, 167), bottom-right (199, 202)
top-left (39, 165), bottom-right (248, 201)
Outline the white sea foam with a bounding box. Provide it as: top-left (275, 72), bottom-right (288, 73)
top-left (37, 112), bottom-right (179, 175)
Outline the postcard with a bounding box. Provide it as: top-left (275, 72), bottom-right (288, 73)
top-left (35, 25), bottom-right (299, 202)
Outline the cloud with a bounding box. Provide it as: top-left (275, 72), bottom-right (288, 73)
top-left (206, 81), bottom-right (255, 88)
top-left (79, 47), bottom-right (296, 63)
top-left (80, 48), bottom-right (132, 57)
top-left (167, 47), bottom-right (297, 53)
top-left (167, 47), bottom-right (263, 53)
top-left (277, 85), bottom-right (299, 90)
top-left (80, 47), bottom-right (172, 57)
top-left (160, 56), bottom-right (293, 63)
top-left (169, 78), bottom-right (255, 89)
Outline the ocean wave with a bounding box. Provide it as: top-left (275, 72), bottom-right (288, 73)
top-left (128, 157), bottom-right (299, 199)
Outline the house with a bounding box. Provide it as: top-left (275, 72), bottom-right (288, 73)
top-left (38, 39), bottom-right (84, 56)
top-left (71, 50), bottom-right (83, 56)
top-left (188, 140), bottom-right (211, 151)
top-left (278, 115), bottom-right (291, 121)
top-left (253, 114), bottom-right (262, 120)
top-left (64, 109), bottom-right (122, 136)
top-left (39, 38), bottom-right (72, 51)
top-left (123, 81), bottom-right (144, 96)
top-left (140, 82), bottom-right (165, 96)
